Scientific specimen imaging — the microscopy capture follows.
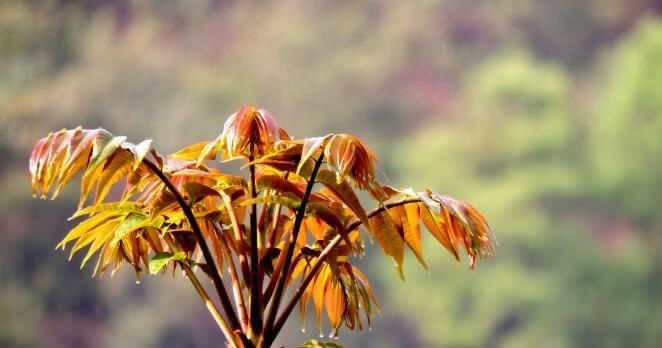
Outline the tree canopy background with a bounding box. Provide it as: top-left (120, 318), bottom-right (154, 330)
top-left (1, 1), bottom-right (661, 347)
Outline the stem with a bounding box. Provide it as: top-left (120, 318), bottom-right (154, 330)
top-left (163, 234), bottom-right (243, 348)
top-left (261, 233), bottom-right (287, 304)
top-left (268, 172), bottom-right (289, 249)
top-left (186, 264), bottom-right (241, 347)
top-left (142, 159), bottom-right (245, 342)
top-left (344, 197), bottom-right (422, 232)
top-left (267, 234), bottom-right (341, 346)
top-left (248, 149), bottom-right (263, 338)
top-left (222, 193), bottom-right (251, 290)
top-left (268, 206), bottom-right (282, 249)
top-left (261, 154), bottom-right (324, 343)
top-left (262, 225), bottom-right (296, 306)
top-left (222, 192), bottom-right (251, 306)
top-left (262, 172), bottom-right (290, 304)
top-left (215, 222), bottom-right (250, 332)
top-left (266, 197), bottom-right (423, 345)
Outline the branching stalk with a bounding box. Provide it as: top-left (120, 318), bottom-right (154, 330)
top-left (266, 197), bottom-right (423, 344)
top-left (142, 159), bottom-right (246, 344)
top-left (261, 235), bottom-right (287, 305)
top-left (266, 233), bottom-right (341, 346)
top-left (261, 154), bottom-right (325, 343)
top-left (268, 171), bottom-right (289, 248)
top-left (215, 222), bottom-right (250, 332)
top-left (248, 149), bottom-right (263, 338)
top-left (162, 234), bottom-right (243, 348)
top-left (222, 192), bottom-right (251, 303)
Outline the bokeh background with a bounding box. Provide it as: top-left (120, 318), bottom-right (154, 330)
top-left (2, 1), bottom-right (662, 347)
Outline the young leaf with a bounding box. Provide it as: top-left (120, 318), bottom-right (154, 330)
top-left (369, 210), bottom-right (404, 279)
top-left (111, 213), bottom-right (148, 245)
top-left (182, 182), bottom-right (221, 203)
top-left (95, 150), bottom-right (134, 204)
top-left (197, 134), bottom-right (224, 166)
top-left (149, 251), bottom-right (187, 275)
top-left (315, 169), bottom-right (369, 229)
top-left (392, 205), bottom-right (428, 270)
top-left (29, 107), bottom-right (497, 345)
top-left (297, 135), bottom-right (332, 175)
top-left (419, 202), bottom-right (459, 260)
top-left (69, 202), bottom-right (144, 220)
top-left (257, 174), bottom-right (304, 199)
top-left (169, 142), bottom-right (210, 161)
top-left (297, 340), bottom-right (345, 348)
top-left (130, 139), bottom-right (153, 170)
top-left (88, 135), bottom-right (127, 172)
top-left (324, 279), bottom-right (346, 330)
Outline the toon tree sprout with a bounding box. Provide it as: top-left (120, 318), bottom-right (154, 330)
top-left (29, 106), bottom-right (496, 348)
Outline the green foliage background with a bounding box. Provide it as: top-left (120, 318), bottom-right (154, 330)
top-left (1, 1), bottom-right (661, 347)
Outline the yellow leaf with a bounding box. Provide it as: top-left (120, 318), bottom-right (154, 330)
top-left (70, 216), bottom-right (123, 261)
top-left (324, 279), bottom-right (345, 330)
top-left (256, 174), bottom-right (304, 199)
top-left (80, 163), bottom-right (103, 209)
top-left (420, 203), bottom-right (459, 260)
top-left (170, 142), bottom-right (210, 161)
top-left (58, 212), bottom-right (121, 250)
top-left (89, 135), bottom-right (126, 172)
top-left (44, 128), bottom-right (80, 193)
top-left (80, 218), bottom-right (122, 268)
top-left (95, 150), bottom-right (134, 204)
top-left (352, 265), bottom-right (380, 315)
top-left (369, 210), bottom-right (404, 279)
top-left (297, 135), bottom-right (331, 175)
top-left (196, 134), bottom-right (224, 166)
top-left (394, 205), bottom-right (428, 271)
top-left (313, 266), bottom-right (331, 331)
top-left (70, 201), bottom-right (144, 220)
top-left (131, 139), bottom-right (153, 170)
top-left (53, 130), bottom-right (97, 198)
top-left (316, 169), bottom-right (369, 229)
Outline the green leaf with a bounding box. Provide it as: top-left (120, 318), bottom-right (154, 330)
top-left (69, 202), bottom-right (144, 220)
top-left (111, 213), bottom-right (148, 245)
top-left (297, 340), bottom-right (344, 348)
top-left (149, 251), bottom-right (187, 275)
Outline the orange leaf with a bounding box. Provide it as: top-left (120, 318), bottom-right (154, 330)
top-left (369, 210), bottom-right (404, 279)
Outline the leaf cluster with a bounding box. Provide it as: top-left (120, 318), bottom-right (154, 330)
top-left (29, 106), bottom-right (496, 347)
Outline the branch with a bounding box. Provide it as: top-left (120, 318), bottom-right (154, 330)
top-left (261, 154), bottom-right (325, 343)
top-left (248, 149), bottom-right (263, 337)
top-left (162, 234), bottom-right (243, 348)
top-left (221, 192), bottom-right (251, 289)
top-left (142, 159), bottom-right (245, 341)
top-left (262, 171), bottom-right (290, 305)
top-left (214, 221), bottom-right (249, 332)
top-left (266, 233), bottom-right (342, 346)
top-left (266, 197), bottom-right (423, 344)
top-left (268, 171), bottom-right (289, 249)
top-left (345, 197), bottom-right (422, 233)
top-left (261, 231), bottom-right (288, 305)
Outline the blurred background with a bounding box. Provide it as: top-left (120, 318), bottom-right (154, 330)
top-left (2, 1), bottom-right (662, 347)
